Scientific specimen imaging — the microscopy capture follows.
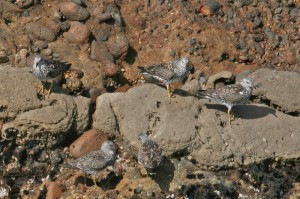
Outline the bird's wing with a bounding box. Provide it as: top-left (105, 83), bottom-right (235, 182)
top-left (69, 151), bottom-right (110, 171)
top-left (199, 84), bottom-right (244, 103)
top-left (139, 63), bottom-right (177, 81)
top-left (42, 59), bottom-right (71, 78)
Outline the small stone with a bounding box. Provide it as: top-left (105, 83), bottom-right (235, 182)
top-left (59, 2), bottom-right (90, 21)
top-left (25, 23), bottom-right (56, 42)
top-left (17, 0), bottom-right (33, 9)
top-left (102, 61), bottom-right (121, 77)
top-left (239, 55), bottom-right (248, 61)
top-left (199, 5), bottom-right (211, 16)
top-left (19, 49), bottom-right (28, 59)
top-left (69, 128), bottom-right (108, 158)
top-left (0, 120), bottom-right (3, 132)
top-left (88, 87), bottom-right (102, 103)
top-left (90, 40), bottom-right (114, 62)
top-left (46, 182), bottom-right (65, 199)
top-left (33, 40), bottom-right (48, 50)
top-left (59, 22), bottom-right (71, 32)
top-left (140, 167), bottom-right (148, 177)
top-left (41, 48), bottom-right (53, 56)
top-left (99, 13), bottom-right (112, 22)
top-left (71, 0), bottom-right (84, 6)
top-left (63, 21), bottom-right (90, 44)
top-left (106, 33), bottom-right (130, 59)
top-left (64, 68), bottom-right (84, 79)
top-left (66, 78), bottom-right (83, 94)
top-left (254, 16), bottom-right (263, 27)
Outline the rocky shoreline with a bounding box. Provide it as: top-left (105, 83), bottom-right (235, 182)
top-left (0, 0), bottom-right (299, 198)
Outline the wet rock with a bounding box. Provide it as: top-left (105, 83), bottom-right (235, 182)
top-left (250, 68), bottom-right (300, 113)
top-left (63, 22), bottom-right (90, 44)
top-left (46, 182), bottom-right (65, 199)
top-left (101, 61), bottom-right (121, 77)
top-left (93, 83), bottom-right (300, 168)
top-left (0, 66), bottom-right (91, 147)
top-left (106, 33), bottom-right (130, 59)
top-left (206, 71), bottom-right (234, 89)
top-left (59, 2), bottom-right (90, 21)
top-left (69, 128), bottom-right (108, 158)
top-left (90, 40), bottom-right (114, 62)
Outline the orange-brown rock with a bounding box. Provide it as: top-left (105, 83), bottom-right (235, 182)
top-left (69, 128), bottom-right (108, 158)
top-left (59, 2), bottom-right (90, 21)
top-left (46, 181), bottom-right (65, 199)
top-left (63, 22), bottom-right (90, 44)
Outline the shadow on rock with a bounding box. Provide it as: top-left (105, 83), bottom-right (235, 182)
top-left (205, 104), bottom-right (276, 120)
top-left (151, 156), bottom-right (175, 192)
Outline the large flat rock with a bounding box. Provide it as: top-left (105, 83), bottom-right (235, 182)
top-left (93, 81), bottom-right (300, 168)
top-left (0, 65), bottom-right (91, 147)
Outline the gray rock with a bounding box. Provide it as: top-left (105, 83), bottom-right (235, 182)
top-left (236, 70), bottom-right (253, 82)
top-left (205, 71), bottom-right (234, 89)
top-left (90, 40), bottom-right (114, 62)
top-left (0, 66), bottom-right (91, 147)
top-left (93, 82), bottom-right (300, 168)
top-left (250, 68), bottom-right (300, 113)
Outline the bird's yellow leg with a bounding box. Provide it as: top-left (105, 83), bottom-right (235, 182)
top-left (37, 82), bottom-right (45, 94)
top-left (83, 173), bottom-right (87, 186)
top-left (46, 81), bottom-right (54, 98)
top-left (166, 84), bottom-right (172, 104)
top-left (227, 109), bottom-right (235, 126)
top-left (93, 175), bottom-right (98, 188)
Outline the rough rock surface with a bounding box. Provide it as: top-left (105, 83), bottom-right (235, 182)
top-left (250, 68), bottom-right (300, 114)
top-left (93, 80), bottom-right (300, 168)
top-left (0, 66), bottom-right (91, 147)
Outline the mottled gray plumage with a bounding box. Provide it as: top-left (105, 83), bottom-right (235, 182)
top-left (62, 141), bottom-right (116, 177)
top-left (138, 133), bottom-right (163, 171)
top-left (197, 78), bottom-right (253, 125)
top-left (138, 57), bottom-right (192, 85)
top-left (31, 54), bottom-right (71, 81)
top-left (138, 57), bottom-right (193, 103)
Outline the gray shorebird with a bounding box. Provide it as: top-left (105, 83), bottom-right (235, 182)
top-left (27, 54), bottom-right (71, 97)
top-left (138, 133), bottom-right (163, 174)
top-left (138, 57), bottom-right (193, 103)
top-left (61, 141), bottom-right (117, 187)
top-left (197, 78), bottom-right (253, 126)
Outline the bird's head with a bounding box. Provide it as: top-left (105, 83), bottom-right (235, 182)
top-left (180, 57), bottom-right (193, 71)
top-left (239, 78), bottom-right (253, 89)
top-left (27, 54), bottom-right (42, 70)
top-left (101, 141), bottom-right (116, 152)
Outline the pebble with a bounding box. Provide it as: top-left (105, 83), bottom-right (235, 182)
top-left (90, 40), bottom-right (114, 62)
top-left (69, 128), bottom-right (108, 158)
top-left (46, 182), bottom-right (65, 199)
top-left (19, 49), bottom-right (28, 59)
top-left (17, 0), bottom-right (33, 9)
top-left (64, 68), bottom-right (84, 79)
top-left (88, 87), bottom-right (102, 103)
top-left (99, 13), bottom-right (112, 22)
top-left (59, 2), bottom-right (90, 21)
top-left (59, 22), bottom-right (71, 32)
top-left (33, 40), bottom-right (48, 50)
top-left (102, 61), bottom-right (121, 77)
top-left (106, 33), bottom-right (130, 58)
top-left (66, 78), bottom-right (83, 94)
top-left (63, 21), bottom-right (90, 44)
top-left (25, 23), bottom-right (56, 42)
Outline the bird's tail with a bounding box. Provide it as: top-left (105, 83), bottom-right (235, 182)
top-left (60, 163), bottom-right (76, 169)
top-left (195, 90), bottom-right (214, 99)
top-left (137, 66), bottom-right (147, 73)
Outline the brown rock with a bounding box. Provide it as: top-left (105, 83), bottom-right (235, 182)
top-left (106, 33), bottom-right (129, 58)
top-left (115, 84), bottom-right (131, 92)
top-left (46, 181), bottom-right (65, 199)
top-left (64, 68), bottom-right (84, 79)
top-left (199, 5), bottom-right (211, 16)
top-left (0, 51), bottom-right (9, 63)
top-left (99, 13), bottom-right (112, 22)
top-left (69, 128), bottom-right (108, 158)
top-left (46, 20), bottom-right (61, 36)
top-left (17, 0), bottom-right (33, 9)
top-left (90, 40), bottom-right (114, 62)
top-left (0, 120), bottom-right (3, 132)
top-left (59, 2), bottom-right (90, 21)
top-left (102, 61), bottom-right (121, 77)
top-left (63, 22), bottom-right (90, 44)
top-left (25, 23), bottom-right (56, 42)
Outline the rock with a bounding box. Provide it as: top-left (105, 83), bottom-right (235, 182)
top-left (235, 70), bottom-right (253, 82)
top-left (33, 40), bottom-right (48, 50)
top-left (99, 13), bottom-right (112, 22)
top-left (0, 120), bottom-right (3, 132)
top-left (181, 79), bottom-right (201, 94)
top-left (88, 87), bottom-right (102, 103)
top-left (46, 182), bottom-right (65, 199)
top-left (0, 66), bottom-right (91, 147)
top-left (46, 20), bottom-right (61, 36)
top-left (199, 5), bottom-right (212, 16)
top-left (101, 61), bottom-right (121, 77)
top-left (250, 68), bottom-right (300, 113)
top-left (90, 40), bottom-right (114, 62)
top-left (106, 33), bottom-right (130, 59)
top-left (17, 0), bottom-right (33, 9)
top-left (206, 71), bottom-right (234, 89)
top-left (0, 51), bottom-right (9, 63)
top-left (19, 49), bottom-right (28, 59)
top-left (66, 78), bottom-right (83, 94)
top-left (69, 128), bottom-right (108, 158)
top-left (25, 23), bottom-right (56, 42)
top-left (64, 68), bottom-right (84, 79)
top-left (93, 83), bottom-right (300, 168)
top-left (59, 2), bottom-right (90, 21)
top-left (63, 22), bottom-right (90, 44)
